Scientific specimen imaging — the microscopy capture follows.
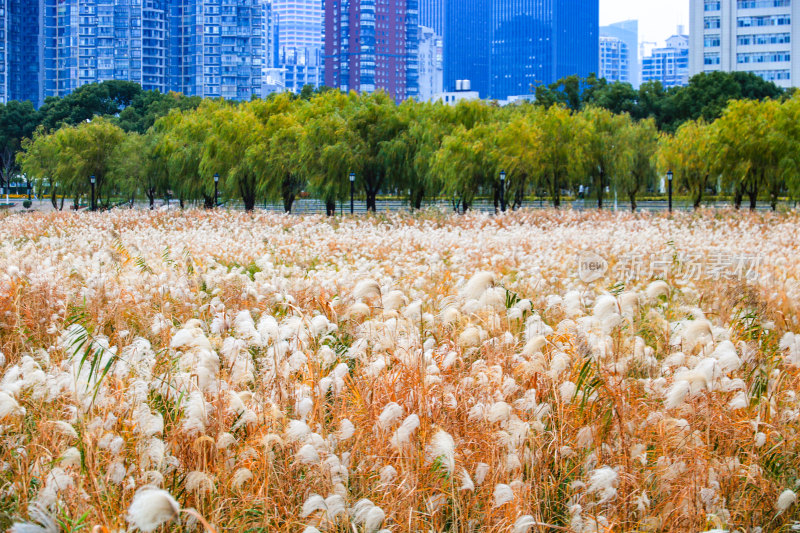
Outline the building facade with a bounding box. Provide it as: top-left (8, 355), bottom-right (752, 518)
top-left (168, 0), bottom-right (262, 100)
top-left (445, 0), bottom-right (599, 100)
top-left (443, 0), bottom-right (491, 97)
top-left (600, 19), bottom-right (638, 86)
top-left (417, 24), bottom-right (442, 100)
top-left (0, 0), bottom-right (266, 105)
top-left (0, 0), bottom-right (44, 105)
top-left (324, 0), bottom-right (419, 102)
top-left (642, 33), bottom-right (690, 88)
top-left (273, 0), bottom-right (324, 93)
top-left (689, 0), bottom-right (800, 87)
top-left (43, 0), bottom-right (171, 99)
top-left (600, 36), bottom-right (630, 83)
top-left (0, 3), bottom-right (6, 103)
top-left (418, 0), bottom-right (443, 35)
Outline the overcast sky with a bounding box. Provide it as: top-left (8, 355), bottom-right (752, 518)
top-left (600, 0), bottom-right (690, 47)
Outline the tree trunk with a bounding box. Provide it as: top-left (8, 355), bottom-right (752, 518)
top-left (597, 173), bottom-right (605, 209)
top-left (147, 187), bottom-right (155, 209)
top-left (365, 187), bottom-right (377, 212)
top-left (325, 200), bottom-right (336, 216)
top-left (51, 186), bottom-right (58, 210)
top-left (513, 186), bottom-right (523, 210)
top-left (410, 187), bottom-right (424, 210)
top-left (283, 193), bottom-right (295, 213)
top-left (629, 192), bottom-right (637, 212)
top-left (734, 190), bottom-right (743, 210)
top-left (748, 191), bottom-right (757, 211)
top-left (243, 195), bottom-right (256, 212)
top-left (179, 197), bottom-right (185, 210)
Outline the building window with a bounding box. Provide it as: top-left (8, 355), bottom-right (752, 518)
top-left (705, 17), bottom-right (721, 29)
top-left (737, 0), bottom-right (790, 8)
top-left (704, 35), bottom-right (721, 47)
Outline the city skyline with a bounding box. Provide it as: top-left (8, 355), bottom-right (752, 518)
top-left (601, 0), bottom-right (689, 48)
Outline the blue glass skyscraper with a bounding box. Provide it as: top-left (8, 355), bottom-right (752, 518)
top-left (419, 0), bottom-right (443, 36)
top-left (444, 0), bottom-right (599, 100)
top-left (443, 0), bottom-right (491, 98)
top-left (1, 0), bottom-right (44, 105)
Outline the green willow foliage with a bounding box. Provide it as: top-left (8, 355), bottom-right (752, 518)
top-left (12, 78), bottom-right (800, 213)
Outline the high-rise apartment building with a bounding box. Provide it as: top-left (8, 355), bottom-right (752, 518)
top-left (324, 0), bottom-right (419, 102)
top-left (642, 33), bottom-right (690, 88)
top-left (689, 0), bottom-right (800, 87)
top-left (43, 0), bottom-right (170, 99)
top-left (272, 0), bottom-right (324, 93)
top-left (600, 36), bottom-right (631, 83)
top-left (417, 25), bottom-right (442, 101)
top-left (600, 19), bottom-right (638, 86)
top-left (444, 0), bottom-right (599, 100)
top-left (0, 0), bottom-right (266, 104)
top-left (168, 0), bottom-right (262, 100)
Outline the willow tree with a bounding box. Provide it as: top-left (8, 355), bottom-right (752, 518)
top-left (300, 91), bottom-right (357, 215)
top-left (18, 127), bottom-right (64, 210)
top-left (432, 123), bottom-right (497, 213)
top-left (535, 105), bottom-right (586, 208)
top-left (19, 117), bottom-right (125, 208)
top-left (153, 105), bottom-right (215, 208)
top-left (496, 107), bottom-right (540, 209)
top-left (658, 119), bottom-right (715, 209)
top-left (346, 91), bottom-right (406, 212)
top-left (247, 95), bottom-right (307, 213)
top-left (580, 106), bottom-right (634, 209)
top-left (199, 101), bottom-right (265, 211)
top-left (616, 118), bottom-right (659, 211)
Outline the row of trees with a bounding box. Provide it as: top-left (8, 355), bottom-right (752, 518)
top-left (16, 88), bottom-right (800, 213)
top-left (4, 72), bottom-right (798, 213)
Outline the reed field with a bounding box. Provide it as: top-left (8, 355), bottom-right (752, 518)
top-left (1, 209), bottom-right (799, 532)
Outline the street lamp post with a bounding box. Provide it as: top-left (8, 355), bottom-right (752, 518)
top-left (667, 170), bottom-right (674, 213)
top-left (349, 172), bottom-right (356, 214)
top-left (500, 170), bottom-right (506, 212)
top-left (213, 173), bottom-right (219, 208)
top-left (90, 175), bottom-right (96, 211)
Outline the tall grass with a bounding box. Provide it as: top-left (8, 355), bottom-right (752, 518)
top-left (0, 208), bottom-right (799, 532)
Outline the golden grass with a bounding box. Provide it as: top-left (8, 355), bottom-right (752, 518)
top-left (0, 208), bottom-right (799, 532)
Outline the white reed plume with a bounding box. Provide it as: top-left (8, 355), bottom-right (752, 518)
top-left (9, 504), bottom-right (58, 533)
top-left (645, 280), bottom-right (670, 301)
top-left (493, 483), bottom-right (514, 507)
top-left (390, 413), bottom-right (420, 449)
top-left (461, 272), bottom-right (495, 301)
top-left (378, 402), bottom-right (404, 428)
top-left (587, 466), bottom-right (619, 504)
top-left (0, 391), bottom-right (25, 419)
top-left (776, 489), bottom-right (796, 514)
top-left (126, 487), bottom-right (180, 532)
top-left (426, 429), bottom-right (456, 474)
top-left (353, 279), bottom-right (381, 301)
